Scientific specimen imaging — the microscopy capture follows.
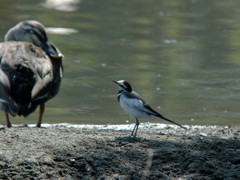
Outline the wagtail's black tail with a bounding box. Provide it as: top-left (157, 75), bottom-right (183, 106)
top-left (157, 113), bottom-right (188, 130)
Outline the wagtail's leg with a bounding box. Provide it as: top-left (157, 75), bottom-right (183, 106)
top-left (131, 118), bottom-right (139, 137)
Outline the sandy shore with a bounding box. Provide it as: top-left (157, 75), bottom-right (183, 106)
top-left (0, 123), bottom-right (239, 179)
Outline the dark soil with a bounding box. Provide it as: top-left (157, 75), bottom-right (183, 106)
top-left (0, 124), bottom-right (239, 179)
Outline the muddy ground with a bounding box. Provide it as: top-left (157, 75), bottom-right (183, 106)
top-left (0, 123), bottom-right (239, 180)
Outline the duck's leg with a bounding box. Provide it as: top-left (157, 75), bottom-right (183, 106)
top-left (5, 112), bottom-right (11, 128)
top-left (131, 118), bottom-right (139, 137)
top-left (36, 103), bottom-right (45, 128)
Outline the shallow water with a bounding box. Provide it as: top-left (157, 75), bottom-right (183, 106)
top-left (0, 0), bottom-right (240, 126)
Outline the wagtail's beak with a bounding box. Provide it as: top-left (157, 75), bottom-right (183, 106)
top-left (113, 80), bottom-right (119, 85)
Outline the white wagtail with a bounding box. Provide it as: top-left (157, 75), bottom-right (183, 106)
top-left (113, 80), bottom-right (187, 137)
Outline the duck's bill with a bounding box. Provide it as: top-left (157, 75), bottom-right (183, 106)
top-left (42, 41), bottom-right (63, 59)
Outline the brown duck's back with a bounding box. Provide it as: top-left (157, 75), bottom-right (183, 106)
top-left (0, 41), bottom-right (62, 116)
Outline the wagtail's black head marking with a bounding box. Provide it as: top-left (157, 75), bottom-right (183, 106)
top-left (113, 80), bottom-right (132, 92)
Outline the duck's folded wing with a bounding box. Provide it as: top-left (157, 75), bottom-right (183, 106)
top-left (0, 42), bottom-right (54, 103)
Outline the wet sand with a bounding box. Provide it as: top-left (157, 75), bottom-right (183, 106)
top-left (0, 123), bottom-right (239, 179)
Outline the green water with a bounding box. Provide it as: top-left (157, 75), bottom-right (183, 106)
top-left (0, 0), bottom-right (240, 126)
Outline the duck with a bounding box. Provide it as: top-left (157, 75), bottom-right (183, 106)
top-left (0, 20), bottom-right (63, 128)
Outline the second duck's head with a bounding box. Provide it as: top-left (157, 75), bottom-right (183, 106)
top-left (5, 20), bottom-right (62, 59)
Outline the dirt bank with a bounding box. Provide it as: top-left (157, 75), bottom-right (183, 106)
top-left (0, 123), bottom-right (239, 179)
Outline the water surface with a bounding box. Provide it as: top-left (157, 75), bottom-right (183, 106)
top-left (0, 0), bottom-right (240, 126)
